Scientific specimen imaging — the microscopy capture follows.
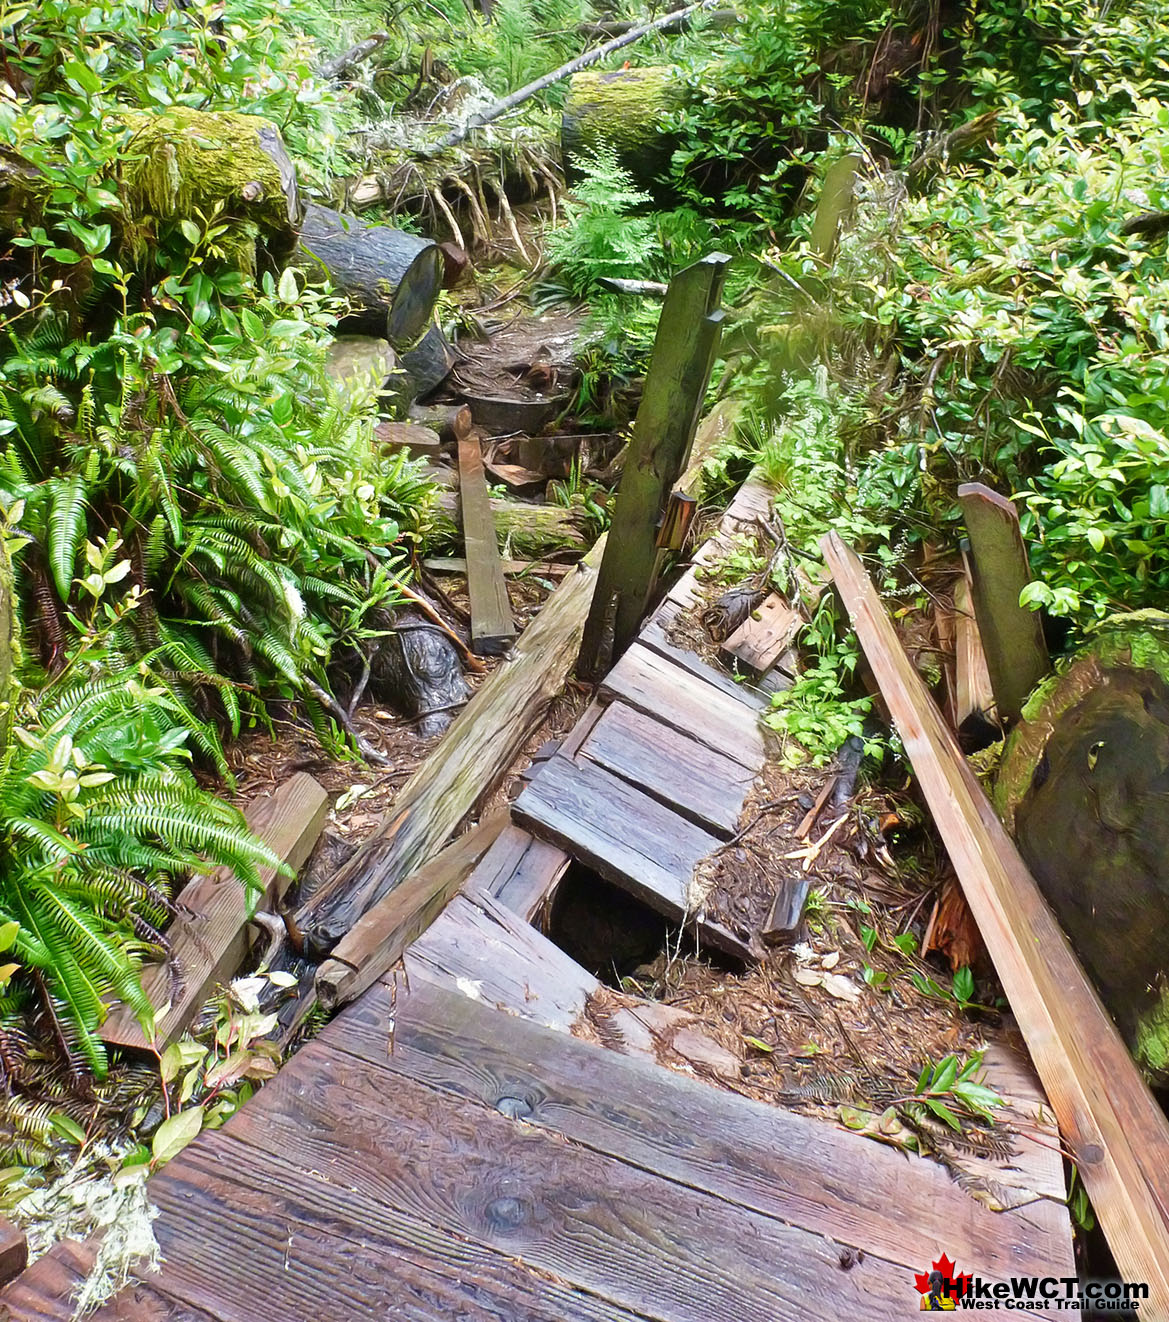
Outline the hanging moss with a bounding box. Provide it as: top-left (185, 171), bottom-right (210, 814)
top-left (115, 107), bottom-right (300, 270)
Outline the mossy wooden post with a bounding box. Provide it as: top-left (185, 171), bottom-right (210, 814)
top-left (957, 483), bottom-right (1050, 723)
top-left (809, 153), bottom-right (861, 262)
top-left (578, 253), bottom-right (730, 681)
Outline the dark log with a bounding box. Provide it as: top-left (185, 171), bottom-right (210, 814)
top-left (316, 33), bottom-right (389, 82)
top-left (995, 615), bottom-right (1169, 1082)
top-left (297, 204), bottom-right (443, 348)
top-left (399, 322), bottom-right (458, 398)
top-left (561, 67), bottom-right (684, 197)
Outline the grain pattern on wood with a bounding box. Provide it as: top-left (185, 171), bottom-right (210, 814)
top-left (577, 700), bottom-right (754, 837)
top-left (296, 538), bottom-right (606, 954)
top-left (600, 642), bottom-right (768, 770)
top-left (456, 431), bottom-right (516, 656)
top-left (102, 773), bottom-right (328, 1051)
top-left (223, 1038), bottom-right (912, 1322)
top-left (957, 483), bottom-right (1049, 723)
top-left (954, 570), bottom-right (996, 728)
top-left (721, 593), bottom-right (802, 675)
top-left (0, 1219), bottom-right (25, 1288)
top-left (579, 254), bottom-right (731, 678)
top-left (0, 1237), bottom-right (214, 1322)
top-left (513, 755), bottom-right (750, 957)
top-left (330, 978), bottom-right (1072, 1282)
top-left (641, 599), bottom-right (771, 707)
top-left (823, 531), bottom-right (1169, 1312)
top-left (146, 1132), bottom-right (644, 1322)
top-left (313, 808), bottom-right (510, 1009)
top-left (466, 825), bottom-right (572, 921)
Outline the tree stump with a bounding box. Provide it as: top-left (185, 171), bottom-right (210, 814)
top-left (298, 204), bottom-right (443, 348)
top-left (995, 613), bottom-right (1169, 1081)
top-left (561, 67), bottom-right (683, 197)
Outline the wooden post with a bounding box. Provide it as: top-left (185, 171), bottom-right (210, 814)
top-left (578, 253), bottom-right (730, 680)
top-left (809, 153), bottom-right (861, 262)
top-left (457, 429), bottom-right (516, 655)
top-left (957, 483), bottom-right (1050, 724)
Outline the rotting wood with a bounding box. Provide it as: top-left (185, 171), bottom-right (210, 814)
top-left (957, 483), bottom-right (1050, 723)
top-left (0, 1217), bottom-right (26, 1288)
top-left (463, 823), bottom-right (572, 921)
top-left (578, 254), bottom-right (731, 679)
top-left (374, 420), bottom-right (442, 458)
top-left (761, 879), bottom-right (810, 943)
top-left (315, 33), bottom-right (389, 81)
top-left (101, 772), bottom-right (328, 1052)
top-left (432, 489), bottom-right (587, 555)
top-left (456, 430), bottom-right (516, 655)
top-left (295, 538), bottom-right (607, 956)
top-left (576, 700), bottom-right (754, 837)
top-left (513, 754), bottom-right (752, 961)
top-left (599, 642), bottom-right (768, 770)
top-left (721, 593), bottom-right (802, 676)
top-left (823, 530), bottom-right (1169, 1310)
top-left (953, 569), bottom-right (996, 730)
top-left (333, 977), bottom-right (1072, 1283)
top-left (313, 808), bottom-right (510, 1009)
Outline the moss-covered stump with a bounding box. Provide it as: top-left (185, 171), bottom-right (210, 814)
top-left (118, 107), bottom-right (301, 268)
top-left (561, 67), bottom-right (683, 197)
top-left (995, 613), bottom-right (1169, 1082)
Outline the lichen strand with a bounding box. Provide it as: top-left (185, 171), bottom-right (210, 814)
top-left (117, 108), bottom-right (296, 270)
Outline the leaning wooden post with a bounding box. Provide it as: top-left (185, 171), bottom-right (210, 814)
top-left (957, 483), bottom-right (1050, 724)
top-left (578, 252), bottom-right (730, 680)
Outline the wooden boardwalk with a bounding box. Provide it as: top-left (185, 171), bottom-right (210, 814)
top-left (1, 478), bottom-right (1076, 1321)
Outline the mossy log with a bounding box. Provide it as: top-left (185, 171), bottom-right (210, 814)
top-left (118, 108), bottom-right (301, 267)
top-left (561, 67), bottom-right (684, 196)
top-left (995, 613), bottom-right (1169, 1082)
top-left (433, 491), bottom-right (587, 557)
top-left (298, 203), bottom-right (443, 348)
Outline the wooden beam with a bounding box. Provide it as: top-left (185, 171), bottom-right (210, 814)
top-left (953, 569), bottom-right (996, 729)
top-left (809, 153), bottom-right (862, 262)
top-left (578, 254), bottom-right (730, 679)
top-left (295, 538), bottom-right (607, 955)
top-left (823, 531), bottom-right (1169, 1309)
top-left (721, 593), bottom-right (802, 676)
top-left (957, 483), bottom-right (1050, 723)
top-left (457, 430), bottom-right (516, 656)
top-left (313, 809), bottom-right (510, 1009)
top-left (101, 773), bottom-right (328, 1052)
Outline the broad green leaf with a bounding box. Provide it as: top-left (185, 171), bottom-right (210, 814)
top-left (152, 1107), bottom-right (203, 1166)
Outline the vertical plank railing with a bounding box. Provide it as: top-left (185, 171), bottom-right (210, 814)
top-left (577, 252), bottom-right (730, 680)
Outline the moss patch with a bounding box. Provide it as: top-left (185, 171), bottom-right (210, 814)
top-left (1134, 985), bottom-right (1169, 1083)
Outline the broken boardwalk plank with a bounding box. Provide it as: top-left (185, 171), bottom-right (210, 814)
top-left (721, 592), bottom-right (802, 676)
top-left (457, 430), bottom-right (516, 655)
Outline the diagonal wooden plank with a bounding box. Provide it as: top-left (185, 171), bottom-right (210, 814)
top-left (146, 1132), bottom-right (646, 1322)
top-left (577, 700), bottom-right (755, 837)
top-left (823, 531), bottom-right (1169, 1312)
top-left (600, 644), bottom-right (768, 770)
top-left (101, 773), bottom-right (328, 1052)
top-left (457, 430), bottom-right (516, 655)
top-left (221, 1036), bottom-right (914, 1322)
top-left (327, 978), bottom-right (1072, 1283)
top-left (464, 824), bottom-right (572, 921)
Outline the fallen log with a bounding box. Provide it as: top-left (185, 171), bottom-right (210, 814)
top-left (313, 808), bottom-right (510, 1009)
top-left (823, 531), bottom-right (1169, 1310)
top-left (298, 203), bottom-right (442, 348)
top-left (561, 67), bottom-right (684, 196)
top-left (295, 536), bottom-right (607, 955)
top-left (432, 490), bottom-right (588, 556)
top-left (316, 33), bottom-right (389, 82)
top-left (101, 773), bottom-right (329, 1052)
top-left (995, 614), bottom-right (1169, 1082)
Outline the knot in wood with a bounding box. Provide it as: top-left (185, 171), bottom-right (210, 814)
top-left (484, 1195), bottom-right (533, 1233)
top-left (495, 1095), bottom-right (533, 1120)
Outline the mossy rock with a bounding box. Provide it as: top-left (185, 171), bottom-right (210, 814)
top-left (561, 67), bottom-right (684, 198)
top-left (995, 612), bottom-right (1169, 1082)
top-left (117, 107), bottom-right (301, 268)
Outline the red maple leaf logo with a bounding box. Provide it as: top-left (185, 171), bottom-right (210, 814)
top-left (915, 1254), bottom-right (971, 1299)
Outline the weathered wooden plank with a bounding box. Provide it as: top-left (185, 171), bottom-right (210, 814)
top-left (957, 483), bottom-right (1049, 723)
top-left (720, 593), bottom-right (802, 676)
top-left (406, 891), bottom-right (596, 1030)
top-left (295, 537), bottom-right (606, 955)
top-left (513, 755), bottom-right (749, 958)
top-left (223, 1037), bottom-right (913, 1322)
top-left (599, 643), bottom-right (768, 771)
top-left (101, 773), bottom-right (328, 1051)
top-left (457, 430), bottom-right (516, 656)
top-left (824, 530), bottom-right (1169, 1311)
top-left (954, 570), bottom-right (996, 728)
top-left (578, 255), bottom-right (730, 679)
top-left (330, 978), bottom-right (1072, 1283)
top-left (468, 826), bottom-right (572, 921)
top-left (577, 700), bottom-right (754, 837)
top-left (313, 808), bottom-right (510, 1009)
top-left (640, 599), bottom-right (770, 707)
top-left (0, 1237), bottom-right (216, 1322)
top-left (146, 1131), bottom-right (645, 1322)
top-left (0, 1219), bottom-right (25, 1289)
